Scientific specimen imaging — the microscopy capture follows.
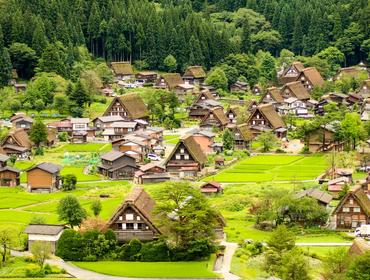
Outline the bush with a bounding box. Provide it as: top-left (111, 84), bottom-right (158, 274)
top-left (170, 239), bottom-right (216, 261)
top-left (140, 240), bottom-right (170, 262)
top-left (61, 174), bottom-right (77, 191)
top-left (56, 229), bottom-right (85, 261)
top-left (34, 147), bottom-right (44, 156)
top-left (58, 132), bottom-right (68, 142)
top-left (119, 239), bottom-right (142, 261)
top-left (275, 148), bottom-right (286, 153)
top-left (83, 255), bottom-right (97, 262)
top-left (25, 264), bottom-right (45, 278)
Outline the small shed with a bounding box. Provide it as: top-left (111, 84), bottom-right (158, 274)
top-left (215, 155), bottom-right (225, 167)
top-left (24, 224), bottom-right (65, 254)
top-left (200, 181), bottom-right (223, 195)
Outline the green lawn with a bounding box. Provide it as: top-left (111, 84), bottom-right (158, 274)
top-left (205, 155), bottom-right (328, 182)
top-left (73, 258), bottom-right (219, 278)
top-left (301, 246), bottom-right (349, 258)
top-left (51, 143), bottom-right (112, 153)
top-left (163, 135), bottom-right (180, 144)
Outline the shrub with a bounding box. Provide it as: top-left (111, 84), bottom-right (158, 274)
top-left (61, 174), bottom-right (77, 191)
top-left (119, 239), bottom-right (142, 261)
top-left (34, 147), bottom-right (44, 156)
top-left (140, 240), bottom-right (170, 262)
top-left (171, 239), bottom-right (216, 261)
top-left (58, 132), bottom-right (68, 142)
top-left (83, 255), bottom-right (97, 262)
top-left (25, 264), bottom-right (45, 278)
top-left (56, 229), bottom-right (85, 261)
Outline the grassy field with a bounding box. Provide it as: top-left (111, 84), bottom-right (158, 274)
top-left (73, 258), bottom-right (219, 278)
top-left (163, 135), bottom-right (180, 144)
top-left (205, 155), bottom-right (328, 182)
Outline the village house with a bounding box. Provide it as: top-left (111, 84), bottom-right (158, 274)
top-left (297, 67), bottom-right (325, 91)
top-left (295, 188), bottom-right (333, 208)
top-left (24, 224), bottom-right (66, 254)
top-left (200, 181), bottom-right (223, 195)
top-left (332, 186), bottom-right (370, 229)
top-left (334, 66), bottom-right (369, 81)
top-left (1, 128), bottom-right (32, 159)
top-left (102, 122), bottom-right (139, 141)
top-left (359, 79), bottom-right (370, 96)
top-left (322, 92), bottom-right (349, 106)
top-left (328, 177), bottom-right (351, 198)
top-left (26, 163), bottom-right (62, 192)
top-left (175, 83), bottom-right (195, 100)
top-left (246, 104), bottom-right (287, 139)
top-left (278, 61), bottom-right (305, 84)
top-left (155, 73), bottom-right (183, 90)
top-left (98, 150), bottom-right (138, 179)
top-left (278, 97), bottom-right (309, 117)
top-left (251, 84), bottom-right (262, 95)
top-left (0, 154), bottom-right (20, 186)
top-left (135, 71), bottom-right (158, 84)
top-left (13, 83), bottom-right (27, 92)
top-left (307, 123), bottom-right (344, 153)
top-left (230, 81), bottom-right (248, 92)
top-left (188, 91), bottom-right (223, 120)
top-left (280, 81), bottom-right (310, 101)
top-left (47, 119), bottom-right (72, 134)
top-left (93, 115), bottom-right (125, 132)
top-left (182, 66), bottom-right (207, 85)
top-left (46, 128), bottom-right (57, 147)
top-left (200, 86), bottom-right (219, 99)
top-left (260, 87), bottom-right (284, 106)
top-left (229, 124), bottom-right (251, 149)
top-left (134, 163), bottom-right (170, 184)
top-left (226, 107), bottom-right (240, 124)
top-left (106, 187), bottom-right (162, 242)
top-left (247, 100), bottom-right (258, 113)
top-left (110, 62), bottom-right (134, 80)
top-left (346, 92), bottom-right (363, 106)
top-left (165, 135), bottom-right (207, 178)
top-left (187, 129), bottom-right (215, 154)
top-left (200, 107), bottom-right (229, 130)
top-left (113, 136), bottom-right (151, 157)
top-left (214, 155), bottom-right (225, 167)
top-left (101, 87), bottom-right (114, 97)
top-left (70, 118), bottom-right (94, 143)
top-left (103, 93), bottom-right (149, 122)
top-left (11, 115), bottom-right (33, 130)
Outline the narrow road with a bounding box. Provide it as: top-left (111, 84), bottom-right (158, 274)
top-left (214, 241), bottom-right (240, 280)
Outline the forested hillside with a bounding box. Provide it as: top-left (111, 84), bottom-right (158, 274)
top-left (0, 0), bottom-right (368, 81)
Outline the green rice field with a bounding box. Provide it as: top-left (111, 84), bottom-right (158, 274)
top-left (206, 155), bottom-right (328, 182)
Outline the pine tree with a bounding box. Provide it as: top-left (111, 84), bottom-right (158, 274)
top-left (32, 18), bottom-right (48, 56)
top-left (241, 18), bottom-right (251, 53)
top-left (0, 48), bottom-right (12, 87)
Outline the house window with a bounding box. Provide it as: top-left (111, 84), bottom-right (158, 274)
top-left (119, 216), bottom-right (123, 221)
top-left (343, 207), bottom-right (350, 212)
top-left (340, 220), bottom-right (344, 225)
top-left (252, 120), bottom-right (256, 125)
top-left (122, 223), bottom-right (126, 230)
top-left (184, 154), bottom-right (189, 160)
top-left (126, 223), bottom-right (134, 230)
top-left (134, 223), bottom-right (138, 230)
top-left (180, 148), bottom-right (185, 153)
top-left (175, 154), bottom-right (180, 160)
top-left (349, 199), bottom-right (353, 204)
top-left (126, 214), bottom-right (134, 220)
top-left (256, 114), bottom-right (260, 119)
top-left (137, 216), bottom-right (141, 221)
top-left (261, 121), bottom-right (265, 125)
top-left (354, 207), bottom-right (360, 213)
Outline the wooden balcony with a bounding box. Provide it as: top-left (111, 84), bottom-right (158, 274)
top-left (114, 230), bottom-right (155, 242)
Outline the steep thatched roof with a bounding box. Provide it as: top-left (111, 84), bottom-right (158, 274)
top-left (161, 73), bottom-right (183, 89)
top-left (258, 104), bottom-right (285, 129)
top-left (263, 87), bottom-right (284, 103)
top-left (2, 128), bottom-right (32, 149)
top-left (236, 123), bottom-right (253, 141)
top-left (111, 62), bottom-right (133, 76)
top-left (282, 81), bottom-right (310, 100)
top-left (184, 66), bottom-right (206, 79)
top-left (201, 107), bottom-right (229, 127)
top-left (165, 135), bottom-right (207, 166)
top-left (296, 188), bottom-right (332, 204)
top-left (349, 238), bottom-right (370, 256)
top-left (333, 186), bottom-right (370, 216)
top-left (119, 93), bottom-right (148, 119)
top-left (106, 187), bottom-right (161, 234)
top-left (300, 67), bottom-right (325, 87)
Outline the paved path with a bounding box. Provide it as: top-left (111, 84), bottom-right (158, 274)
top-left (214, 242), bottom-right (240, 280)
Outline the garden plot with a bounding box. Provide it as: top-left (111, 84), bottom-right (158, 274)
top-left (207, 155), bottom-right (327, 182)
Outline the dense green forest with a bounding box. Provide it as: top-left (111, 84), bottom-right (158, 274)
top-left (0, 0), bottom-right (368, 82)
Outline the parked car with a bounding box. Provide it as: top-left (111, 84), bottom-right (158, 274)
top-left (147, 153), bottom-right (161, 161)
top-left (355, 224), bottom-right (370, 237)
